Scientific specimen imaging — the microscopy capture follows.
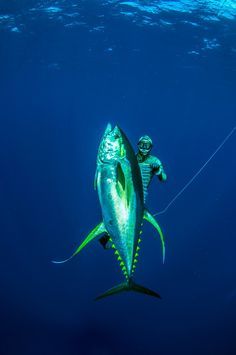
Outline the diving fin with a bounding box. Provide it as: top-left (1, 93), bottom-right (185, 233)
top-left (52, 221), bottom-right (106, 264)
top-left (99, 233), bottom-right (111, 250)
top-left (95, 279), bottom-right (161, 301)
top-left (143, 209), bottom-right (165, 263)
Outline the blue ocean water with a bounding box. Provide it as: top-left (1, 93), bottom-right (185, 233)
top-left (1, 1), bottom-right (236, 354)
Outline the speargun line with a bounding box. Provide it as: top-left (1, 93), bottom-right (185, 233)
top-left (154, 126), bottom-right (236, 217)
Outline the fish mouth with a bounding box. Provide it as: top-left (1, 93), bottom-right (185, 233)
top-left (104, 123), bottom-right (122, 139)
top-left (104, 123), bottom-right (112, 135)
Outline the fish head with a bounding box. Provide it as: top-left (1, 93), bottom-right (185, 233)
top-left (98, 123), bottom-right (126, 163)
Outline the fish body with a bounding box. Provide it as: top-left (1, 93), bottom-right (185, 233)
top-left (95, 124), bottom-right (143, 278)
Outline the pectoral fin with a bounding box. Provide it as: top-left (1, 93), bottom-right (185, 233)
top-left (116, 162), bottom-right (126, 201)
top-left (143, 209), bottom-right (165, 263)
top-left (116, 160), bottom-right (132, 207)
top-left (52, 222), bottom-right (106, 264)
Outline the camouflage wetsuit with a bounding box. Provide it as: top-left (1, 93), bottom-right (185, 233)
top-left (137, 152), bottom-right (166, 204)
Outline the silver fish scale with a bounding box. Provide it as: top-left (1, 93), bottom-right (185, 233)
top-left (98, 161), bottom-right (140, 276)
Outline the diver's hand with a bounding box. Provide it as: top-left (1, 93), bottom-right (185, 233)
top-left (160, 172), bottom-right (167, 182)
top-left (151, 163), bottom-right (160, 171)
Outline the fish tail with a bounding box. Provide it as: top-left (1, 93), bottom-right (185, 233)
top-left (95, 279), bottom-right (161, 301)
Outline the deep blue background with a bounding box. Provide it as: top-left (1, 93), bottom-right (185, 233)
top-left (0, 2), bottom-right (236, 355)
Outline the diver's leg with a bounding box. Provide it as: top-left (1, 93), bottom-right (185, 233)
top-left (99, 233), bottom-right (111, 250)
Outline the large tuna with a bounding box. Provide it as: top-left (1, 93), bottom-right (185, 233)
top-left (53, 124), bottom-right (165, 300)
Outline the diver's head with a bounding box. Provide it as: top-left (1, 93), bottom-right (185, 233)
top-left (138, 135), bottom-right (153, 156)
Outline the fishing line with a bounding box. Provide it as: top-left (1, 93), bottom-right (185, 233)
top-left (153, 126), bottom-right (236, 217)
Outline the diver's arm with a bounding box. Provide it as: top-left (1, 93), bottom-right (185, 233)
top-left (158, 168), bottom-right (167, 182)
top-left (151, 159), bottom-right (167, 182)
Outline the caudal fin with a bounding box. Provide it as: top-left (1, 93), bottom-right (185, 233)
top-left (95, 280), bottom-right (161, 301)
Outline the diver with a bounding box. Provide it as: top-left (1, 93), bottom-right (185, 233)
top-left (137, 135), bottom-right (167, 204)
top-left (99, 134), bottom-right (167, 250)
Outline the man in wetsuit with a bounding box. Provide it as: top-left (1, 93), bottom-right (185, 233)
top-left (99, 134), bottom-right (167, 249)
top-left (136, 135), bottom-right (167, 204)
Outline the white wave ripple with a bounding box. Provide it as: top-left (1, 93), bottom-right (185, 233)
top-left (0, 0), bottom-right (235, 34)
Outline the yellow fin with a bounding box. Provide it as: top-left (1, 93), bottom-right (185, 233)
top-left (143, 209), bottom-right (165, 263)
top-left (52, 222), bottom-right (106, 264)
